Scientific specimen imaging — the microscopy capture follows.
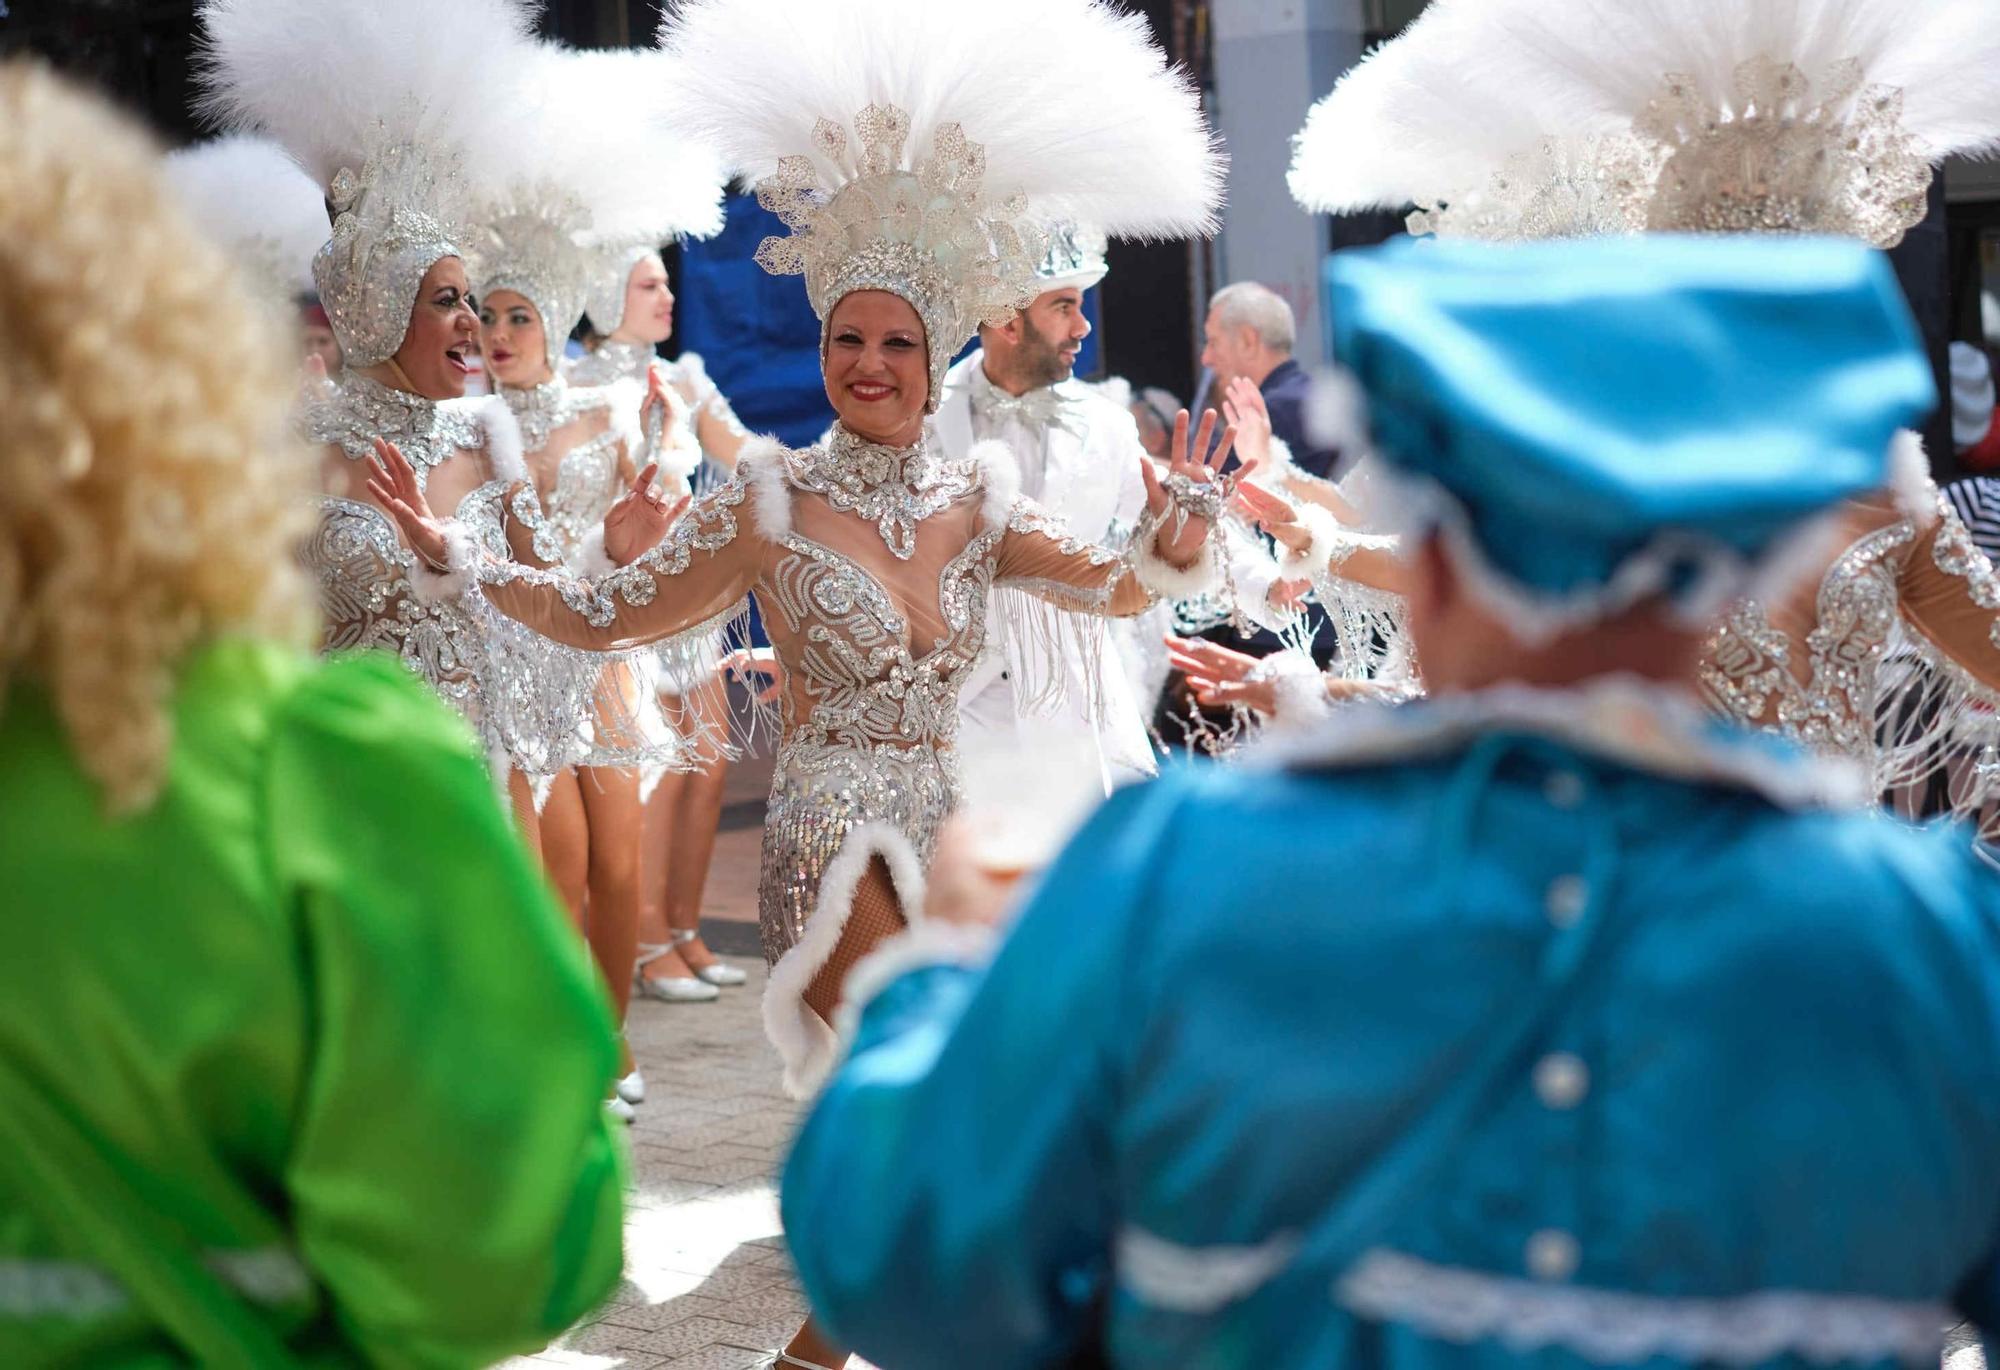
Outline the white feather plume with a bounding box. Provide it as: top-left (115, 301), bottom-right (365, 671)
top-left (656, 0), bottom-right (1223, 241)
top-left (163, 133), bottom-right (328, 297)
top-left (195, 0), bottom-right (542, 196)
top-left (1457, 0), bottom-right (2000, 162)
top-left (539, 45), bottom-right (727, 244)
top-left (1287, 37), bottom-right (1413, 213)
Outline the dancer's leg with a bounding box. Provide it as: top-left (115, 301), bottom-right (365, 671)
top-left (539, 769), bottom-right (589, 934)
top-left (579, 766), bottom-right (644, 1071)
top-left (665, 676), bottom-right (736, 980)
top-left (785, 857), bottom-right (908, 1370)
top-left (506, 769), bottom-right (542, 864)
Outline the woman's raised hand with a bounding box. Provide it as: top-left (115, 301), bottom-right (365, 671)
top-left (365, 438), bottom-right (452, 570)
top-left (1138, 407), bottom-right (1235, 568)
top-left (603, 463), bottom-right (687, 567)
top-left (1234, 480), bottom-right (1315, 555)
top-left (1221, 375), bottom-right (1273, 476)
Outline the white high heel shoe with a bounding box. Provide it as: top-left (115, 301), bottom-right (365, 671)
top-left (605, 1095), bottom-right (636, 1125)
top-left (615, 1069), bottom-right (644, 1105)
top-left (674, 926), bottom-right (748, 987)
top-left (634, 941), bottom-right (720, 1003)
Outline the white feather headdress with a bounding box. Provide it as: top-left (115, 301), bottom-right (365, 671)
top-left (467, 42), bottom-right (728, 372)
top-left (163, 133), bottom-right (329, 308)
top-left (656, 0), bottom-right (1223, 407)
top-left (524, 45), bottom-right (729, 337)
top-left (1291, 0), bottom-right (2000, 249)
top-left (196, 0), bottom-right (542, 366)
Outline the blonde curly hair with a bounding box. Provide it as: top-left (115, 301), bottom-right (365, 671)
top-left (0, 60), bottom-right (315, 813)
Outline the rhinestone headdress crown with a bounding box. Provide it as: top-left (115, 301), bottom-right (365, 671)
top-left (752, 103), bottom-right (1045, 412)
top-left (1634, 56), bottom-right (1931, 248)
top-left (467, 186), bottom-right (596, 376)
top-left (313, 136), bottom-right (463, 369)
top-left (1408, 134), bottom-right (1664, 243)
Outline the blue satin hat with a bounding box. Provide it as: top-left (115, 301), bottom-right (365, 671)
top-left (1325, 234), bottom-right (1935, 628)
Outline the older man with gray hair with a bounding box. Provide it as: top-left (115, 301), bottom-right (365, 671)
top-left (1201, 281), bottom-right (1339, 478)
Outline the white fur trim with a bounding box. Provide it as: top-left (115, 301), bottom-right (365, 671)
top-left (1263, 434), bottom-right (1299, 480)
top-left (604, 376), bottom-right (646, 469)
top-left (472, 395), bottom-right (526, 484)
top-left (1886, 428), bottom-right (1935, 524)
top-left (1249, 648), bottom-right (1333, 731)
top-left (1366, 460), bottom-right (1868, 647)
top-left (1254, 674), bottom-right (1870, 810)
top-left (407, 519), bottom-right (477, 604)
top-left (762, 820), bottom-right (927, 1099)
top-left (1277, 500), bottom-right (1345, 582)
top-left (739, 437), bottom-right (793, 542)
top-left (970, 439), bottom-right (1022, 532)
top-left (1132, 525), bottom-right (1223, 600)
top-left (831, 919), bottom-right (998, 1046)
top-left (574, 521), bottom-right (617, 577)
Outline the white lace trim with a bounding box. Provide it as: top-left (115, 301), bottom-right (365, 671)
top-left (1336, 1249), bottom-right (1948, 1367)
top-left (0, 1246), bottom-right (310, 1320)
top-left (1115, 1225), bottom-right (1301, 1315)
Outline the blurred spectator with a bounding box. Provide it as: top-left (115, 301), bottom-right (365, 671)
top-left (1200, 281), bottom-right (1339, 477)
top-left (297, 292), bottom-right (341, 372)
top-left (1131, 385), bottom-right (1181, 460)
top-left (1952, 340), bottom-right (2000, 472)
top-left (0, 60), bottom-right (622, 1367)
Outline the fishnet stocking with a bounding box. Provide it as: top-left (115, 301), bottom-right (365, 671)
top-left (802, 858), bottom-right (907, 1026)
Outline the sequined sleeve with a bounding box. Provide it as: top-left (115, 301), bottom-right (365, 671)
top-left (1894, 499), bottom-right (2000, 695)
top-left (672, 354), bottom-right (753, 470)
top-left (475, 479), bottom-right (761, 654)
top-left (993, 498), bottom-right (1160, 617)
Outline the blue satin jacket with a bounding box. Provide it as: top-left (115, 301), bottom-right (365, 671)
top-left (782, 682), bottom-right (2000, 1369)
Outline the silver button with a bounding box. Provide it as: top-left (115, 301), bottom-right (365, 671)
top-left (1544, 771), bottom-right (1585, 809)
top-left (1533, 1052), bottom-right (1590, 1109)
top-left (1526, 1228), bottom-right (1579, 1281)
top-left (1545, 875), bottom-right (1588, 928)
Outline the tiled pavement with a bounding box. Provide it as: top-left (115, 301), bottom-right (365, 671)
top-left (502, 953), bottom-right (812, 1370)
top-left (504, 750), bottom-right (832, 1370)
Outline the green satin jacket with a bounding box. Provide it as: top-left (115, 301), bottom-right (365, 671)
top-left (0, 640), bottom-right (625, 1368)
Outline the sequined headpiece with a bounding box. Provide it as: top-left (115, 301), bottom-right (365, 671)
top-left (1034, 223), bottom-right (1110, 294)
top-left (1290, 0), bottom-right (2000, 252)
top-left (1632, 59), bottom-right (1930, 246)
top-left (467, 187), bottom-right (594, 377)
top-left (196, 0), bottom-right (543, 369)
top-left (660, 0), bottom-right (1223, 417)
top-left (755, 105), bottom-right (1043, 413)
top-left (582, 240), bottom-right (660, 337)
top-left (315, 139), bottom-right (464, 368)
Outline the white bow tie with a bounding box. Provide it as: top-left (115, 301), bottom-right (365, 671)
top-left (977, 385), bottom-right (1082, 435)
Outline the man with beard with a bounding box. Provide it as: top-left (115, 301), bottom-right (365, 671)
top-left (937, 228), bottom-right (1291, 829)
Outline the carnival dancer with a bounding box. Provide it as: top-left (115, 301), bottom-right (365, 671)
top-left (777, 231), bottom-right (2000, 1370)
top-left (196, 0), bottom-right (616, 837)
top-left (0, 61), bottom-right (622, 1367)
top-left (462, 41), bottom-right (729, 1120)
top-left (1282, 0), bottom-right (2000, 837)
top-left (566, 116), bottom-right (754, 1005)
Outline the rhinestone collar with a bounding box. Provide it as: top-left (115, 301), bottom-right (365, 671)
top-left (500, 375), bottom-right (588, 451)
top-left (304, 372), bottom-right (485, 483)
top-left (789, 423), bottom-right (977, 560)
